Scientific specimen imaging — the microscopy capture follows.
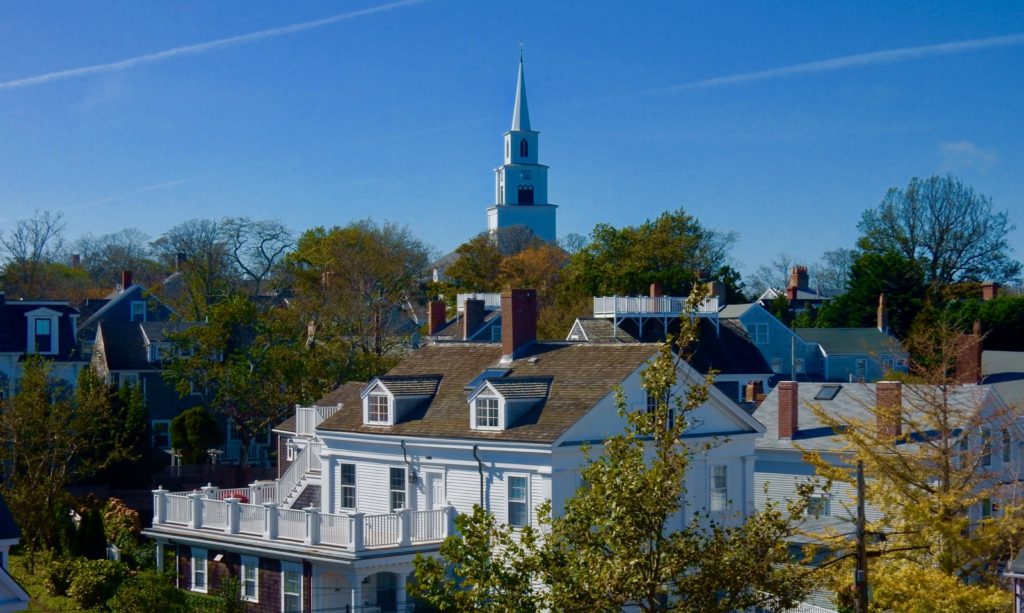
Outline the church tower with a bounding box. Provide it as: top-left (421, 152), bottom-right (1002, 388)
top-left (486, 55), bottom-right (557, 242)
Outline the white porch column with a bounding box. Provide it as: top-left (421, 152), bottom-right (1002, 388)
top-left (742, 454), bottom-right (755, 515)
top-left (397, 508), bottom-right (411, 547)
top-left (396, 572), bottom-right (408, 612)
top-left (152, 487), bottom-right (168, 525)
top-left (225, 498), bottom-right (240, 534)
top-left (349, 573), bottom-right (363, 612)
top-left (263, 502), bottom-right (279, 540)
top-left (320, 454), bottom-right (334, 514)
top-left (189, 492), bottom-right (204, 529)
top-left (155, 542), bottom-right (165, 572)
top-left (445, 503), bottom-right (458, 537)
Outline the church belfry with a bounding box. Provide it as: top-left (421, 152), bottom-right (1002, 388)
top-left (487, 55), bottom-right (557, 242)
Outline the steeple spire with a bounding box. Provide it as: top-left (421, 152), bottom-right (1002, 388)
top-left (511, 51), bottom-right (531, 132)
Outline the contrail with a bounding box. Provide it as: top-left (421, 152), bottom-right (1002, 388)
top-left (0, 0), bottom-right (424, 92)
top-left (661, 32), bottom-right (1024, 92)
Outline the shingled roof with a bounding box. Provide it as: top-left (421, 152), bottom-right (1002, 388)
top-left (485, 376), bottom-right (552, 399)
top-left (318, 342), bottom-right (661, 443)
top-left (374, 375), bottom-right (442, 397)
top-left (796, 328), bottom-right (906, 356)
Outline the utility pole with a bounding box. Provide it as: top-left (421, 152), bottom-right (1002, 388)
top-left (856, 460), bottom-right (869, 612)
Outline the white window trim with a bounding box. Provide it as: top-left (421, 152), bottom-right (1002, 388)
top-left (240, 555), bottom-right (259, 602)
top-left (339, 462), bottom-right (357, 510)
top-left (750, 322), bottom-right (769, 345)
top-left (710, 465), bottom-right (728, 512)
top-left (472, 393), bottom-right (503, 431)
top-left (390, 466), bottom-right (407, 511)
top-left (130, 300), bottom-right (147, 322)
top-left (506, 473), bottom-right (530, 528)
top-left (152, 419), bottom-right (171, 450)
top-left (281, 561), bottom-right (303, 612)
top-left (362, 383), bottom-right (394, 425)
top-left (191, 547), bottom-right (208, 593)
top-left (26, 308), bottom-right (61, 355)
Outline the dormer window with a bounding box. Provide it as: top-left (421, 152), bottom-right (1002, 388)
top-left (34, 319), bottom-right (52, 353)
top-left (130, 300), bottom-right (147, 322)
top-left (475, 396), bottom-right (500, 429)
top-left (368, 394), bottom-right (390, 424)
top-left (26, 308), bottom-right (60, 355)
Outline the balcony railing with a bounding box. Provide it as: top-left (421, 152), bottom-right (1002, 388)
top-left (152, 486), bottom-right (454, 552)
top-left (456, 292), bottom-right (501, 312)
top-left (593, 295), bottom-right (719, 318)
top-left (295, 405), bottom-right (342, 437)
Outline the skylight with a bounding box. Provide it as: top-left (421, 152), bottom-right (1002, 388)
top-left (814, 384), bottom-right (842, 401)
top-left (465, 368), bottom-right (511, 391)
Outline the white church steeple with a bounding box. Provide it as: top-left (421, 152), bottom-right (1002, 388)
top-left (487, 54), bottom-right (557, 243)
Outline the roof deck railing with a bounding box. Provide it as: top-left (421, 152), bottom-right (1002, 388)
top-left (593, 295), bottom-right (719, 318)
top-left (456, 293), bottom-right (502, 312)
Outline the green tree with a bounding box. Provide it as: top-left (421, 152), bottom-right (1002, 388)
top-left (107, 570), bottom-right (188, 613)
top-left (444, 233), bottom-right (504, 291)
top-left (169, 407), bottom-right (224, 464)
top-left (858, 175), bottom-right (1021, 286)
top-left (944, 293), bottom-right (1024, 351)
top-left (287, 220), bottom-right (430, 372)
top-left (164, 296), bottom-right (330, 467)
top-left (805, 320), bottom-right (1021, 611)
top-left (816, 251), bottom-right (927, 338)
top-left (413, 296), bottom-right (817, 611)
top-left (0, 361), bottom-right (132, 571)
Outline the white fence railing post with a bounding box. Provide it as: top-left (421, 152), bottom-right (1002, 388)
top-left (200, 483), bottom-right (218, 499)
top-left (263, 503), bottom-right (279, 540)
top-left (152, 487), bottom-right (168, 525)
top-left (445, 503), bottom-right (458, 537)
top-left (305, 506), bottom-right (320, 545)
top-left (349, 512), bottom-right (365, 553)
top-left (225, 498), bottom-right (240, 535)
top-left (397, 508), bottom-right (411, 547)
top-left (189, 492), bottom-right (204, 529)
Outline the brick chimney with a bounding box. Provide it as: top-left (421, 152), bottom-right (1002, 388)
top-left (877, 293), bottom-right (888, 333)
top-left (777, 381), bottom-right (798, 438)
top-left (706, 280), bottom-right (727, 307)
top-left (745, 380), bottom-right (765, 403)
top-left (175, 252), bottom-right (188, 272)
top-left (427, 299), bottom-right (447, 335)
top-left (955, 320), bottom-right (983, 384)
top-left (120, 270), bottom-right (133, 291)
top-left (649, 282), bottom-right (662, 298)
top-left (789, 266), bottom-right (809, 291)
top-left (501, 288), bottom-right (537, 360)
top-left (70, 254), bottom-right (81, 268)
top-left (463, 299), bottom-right (486, 340)
top-left (876, 381), bottom-right (902, 439)
top-left (981, 282), bottom-right (1000, 301)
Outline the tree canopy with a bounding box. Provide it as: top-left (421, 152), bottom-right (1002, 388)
top-left (858, 175), bottom-right (1021, 286)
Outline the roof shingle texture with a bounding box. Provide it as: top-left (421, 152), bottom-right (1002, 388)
top-left (796, 328), bottom-right (906, 356)
top-left (318, 342), bottom-right (660, 443)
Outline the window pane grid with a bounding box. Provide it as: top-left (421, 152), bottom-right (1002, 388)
top-left (508, 476), bottom-right (528, 527)
top-left (477, 397), bottom-right (499, 428)
top-left (368, 394), bottom-right (389, 422)
top-left (340, 463), bottom-right (356, 509)
top-left (390, 467), bottom-right (406, 511)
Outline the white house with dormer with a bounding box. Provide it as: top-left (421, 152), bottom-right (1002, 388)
top-left (144, 288), bottom-right (765, 612)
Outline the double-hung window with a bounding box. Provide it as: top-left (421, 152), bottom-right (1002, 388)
top-left (1003, 429), bottom-right (1012, 463)
top-left (130, 300), bottom-right (147, 322)
top-left (191, 548), bottom-right (208, 593)
top-left (646, 390), bottom-right (673, 429)
top-left (368, 394), bottom-right (390, 423)
top-left (508, 476), bottom-right (529, 527)
top-left (34, 318), bottom-right (53, 353)
top-left (710, 466), bottom-right (728, 512)
top-left (476, 396), bottom-right (500, 429)
top-left (390, 467), bottom-right (406, 511)
top-left (282, 562), bottom-right (302, 612)
top-left (750, 323), bottom-right (768, 345)
top-left (982, 429), bottom-right (992, 467)
top-left (340, 463), bottom-right (356, 509)
top-left (240, 555), bottom-right (258, 602)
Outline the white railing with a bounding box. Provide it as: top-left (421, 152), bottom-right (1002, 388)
top-left (319, 513), bottom-right (350, 546)
top-left (755, 593), bottom-right (837, 613)
top-left (411, 509), bottom-right (446, 542)
top-left (593, 295), bottom-right (719, 317)
top-left (152, 488), bottom-right (455, 553)
top-left (277, 508), bottom-right (307, 541)
top-left (277, 440), bottom-right (321, 507)
top-left (166, 494), bottom-right (192, 524)
top-left (249, 481), bottom-right (277, 504)
top-left (296, 405), bottom-right (342, 437)
top-left (238, 504), bottom-right (263, 535)
top-left (456, 292), bottom-right (501, 312)
top-left (364, 513), bottom-right (399, 547)
top-left (203, 499), bottom-right (228, 529)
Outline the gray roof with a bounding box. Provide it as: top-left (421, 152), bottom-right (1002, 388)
top-left (376, 375), bottom-right (442, 396)
top-left (983, 350), bottom-right (1024, 408)
top-left (719, 303), bottom-right (754, 319)
top-left (429, 310), bottom-right (501, 341)
top-left (754, 381), bottom-right (988, 452)
top-left (796, 328), bottom-right (906, 356)
top-left (486, 376), bottom-right (552, 399)
top-left (567, 318), bottom-right (639, 343)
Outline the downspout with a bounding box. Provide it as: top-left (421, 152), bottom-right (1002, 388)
top-left (400, 440), bottom-right (414, 489)
top-left (473, 444), bottom-right (484, 509)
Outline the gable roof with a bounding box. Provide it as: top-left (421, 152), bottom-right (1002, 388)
top-left (719, 303), bottom-right (754, 319)
top-left (0, 298), bottom-right (81, 360)
top-left (318, 342), bottom-right (664, 443)
top-left (754, 381), bottom-right (989, 452)
top-left (566, 318), bottom-right (638, 343)
top-left (484, 376), bottom-right (552, 399)
top-left (983, 350), bottom-right (1024, 408)
top-left (372, 375), bottom-right (443, 397)
top-left (796, 328), bottom-right (906, 356)
top-left (429, 310), bottom-right (502, 341)
top-left (95, 320), bottom-right (202, 372)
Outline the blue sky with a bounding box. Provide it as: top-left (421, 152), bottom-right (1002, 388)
top-left (1, 1), bottom-right (1022, 281)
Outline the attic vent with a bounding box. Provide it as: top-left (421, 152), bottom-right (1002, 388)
top-left (814, 384), bottom-right (843, 401)
top-left (527, 356), bottom-right (539, 364)
top-left (465, 368), bottom-right (511, 391)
